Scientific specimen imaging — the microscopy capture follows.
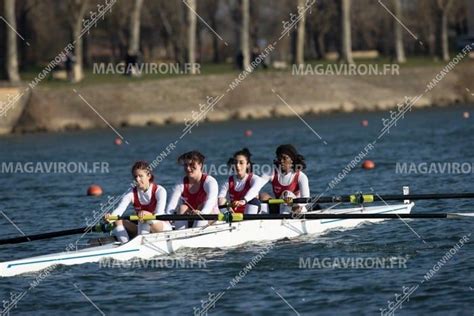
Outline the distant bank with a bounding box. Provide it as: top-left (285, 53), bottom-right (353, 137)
top-left (1, 63), bottom-right (473, 135)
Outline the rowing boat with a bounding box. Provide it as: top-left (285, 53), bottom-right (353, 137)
top-left (0, 202), bottom-right (413, 277)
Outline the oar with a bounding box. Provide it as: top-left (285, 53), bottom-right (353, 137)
top-left (1, 212), bottom-right (473, 245)
top-left (0, 223), bottom-right (112, 245)
top-left (267, 192), bottom-right (474, 205)
top-left (108, 212), bottom-right (474, 221)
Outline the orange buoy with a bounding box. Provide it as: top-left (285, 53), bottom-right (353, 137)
top-left (361, 119), bottom-right (369, 127)
top-left (362, 160), bottom-right (375, 170)
top-left (114, 137), bottom-right (123, 146)
top-left (244, 129), bottom-right (253, 137)
top-left (87, 185), bottom-right (103, 196)
top-left (463, 111), bottom-right (470, 119)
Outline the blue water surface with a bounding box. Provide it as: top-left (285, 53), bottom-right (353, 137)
top-left (0, 105), bottom-right (473, 315)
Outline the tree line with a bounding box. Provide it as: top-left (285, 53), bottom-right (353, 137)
top-left (1, 0), bottom-right (469, 83)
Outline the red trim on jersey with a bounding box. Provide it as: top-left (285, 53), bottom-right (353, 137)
top-left (271, 170), bottom-right (300, 198)
top-left (228, 174), bottom-right (253, 214)
top-left (182, 174), bottom-right (208, 210)
top-left (133, 183), bottom-right (158, 213)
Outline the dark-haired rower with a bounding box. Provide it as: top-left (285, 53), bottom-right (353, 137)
top-left (166, 151), bottom-right (219, 229)
top-left (259, 144), bottom-right (310, 214)
top-left (218, 148), bottom-right (262, 214)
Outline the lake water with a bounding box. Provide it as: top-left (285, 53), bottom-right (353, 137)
top-left (0, 105), bottom-right (473, 315)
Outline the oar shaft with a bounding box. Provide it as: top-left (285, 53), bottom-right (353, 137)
top-left (0, 224), bottom-right (110, 245)
top-left (373, 192), bottom-right (474, 201)
top-left (111, 213), bottom-right (457, 221)
top-left (0, 227), bottom-right (88, 245)
top-left (278, 192), bottom-right (474, 204)
top-left (1, 212), bottom-right (470, 246)
top-left (243, 213), bottom-right (449, 219)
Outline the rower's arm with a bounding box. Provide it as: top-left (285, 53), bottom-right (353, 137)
top-left (259, 172), bottom-right (273, 184)
top-left (218, 181), bottom-right (229, 199)
top-left (201, 176), bottom-right (219, 214)
top-left (166, 183), bottom-right (184, 214)
top-left (299, 172), bottom-right (310, 197)
top-left (253, 172), bottom-right (272, 194)
top-left (297, 172), bottom-right (310, 207)
top-left (244, 174), bottom-right (264, 202)
top-left (154, 185), bottom-right (167, 215)
top-left (111, 191), bottom-right (133, 216)
top-left (218, 181), bottom-right (229, 207)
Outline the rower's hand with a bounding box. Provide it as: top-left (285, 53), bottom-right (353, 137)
top-left (291, 205), bottom-right (302, 214)
top-left (137, 210), bottom-right (153, 223)
top-left (104, 213), bottom-right (112, 222)
top-left (283, 197), bottom-right (293, 205)
top-left (231, 200), bottom-right (246, 209)
top-left (185, 209), bottom-right (200, 215)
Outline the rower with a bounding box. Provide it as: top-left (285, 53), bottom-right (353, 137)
top-left (218, 148), bottom-right (262, 214)
top-left (166, 151), bottom-right (219, 229)
top-left (259, 144), bottom-right (310, 214)
top-left (104, 161), bottom-right (171, 243)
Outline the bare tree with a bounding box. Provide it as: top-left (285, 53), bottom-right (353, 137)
top-left (295, 0), bottom-right (306, 64)
top-left (129, 0), bottom-right (144, 56)
top-left (416, 0), bottom-right (437, 58)
top-left (241, 0), bottom-right (250, 70)
top-left (66, 0), bottom-right (89, 82)
top-left (468, 0), bottom-right (474, 35)
top-left (351, 0), bottom-right (388, 52)
top-left (393, 0), bottom-right (406, 63)
top-left (308, 0), bottom-right (338, 60)
top-left (228, 0), bottom-right (241, 54)
top-left (17, 0), bottom-right (41, 70)
top-left (437, 0), bottom-right (454, 61)
top-left (101, 1), bottom-right (125, 62)
top-left (152, 1), bottom-right (186, 63)
top-left (209, 1), bottom-right (220, 63)
top-left (5, 0), bottom-right (21, 82)
top-left (340, 0), bottom-right (353, 63)
top-left (186, 0), bottom-right (197, 74)
top-left (249, 0), bottom-right (260, 49)
top-left (200, 0), bottom-right (220, 63)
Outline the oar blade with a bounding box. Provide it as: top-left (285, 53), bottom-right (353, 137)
top-left (446, 213), bottom-right (474, 219)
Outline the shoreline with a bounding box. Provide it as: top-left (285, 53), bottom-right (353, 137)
top-left (2, 103), bottom-right (471, 139)
top-left (2, 63), bottom-right (473, 135)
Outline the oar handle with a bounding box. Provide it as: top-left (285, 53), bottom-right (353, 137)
top-left (108, 213), bottom-right (244, 222)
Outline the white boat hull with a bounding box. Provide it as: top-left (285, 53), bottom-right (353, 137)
top-left (0, 203), bottom-right (414, 277)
